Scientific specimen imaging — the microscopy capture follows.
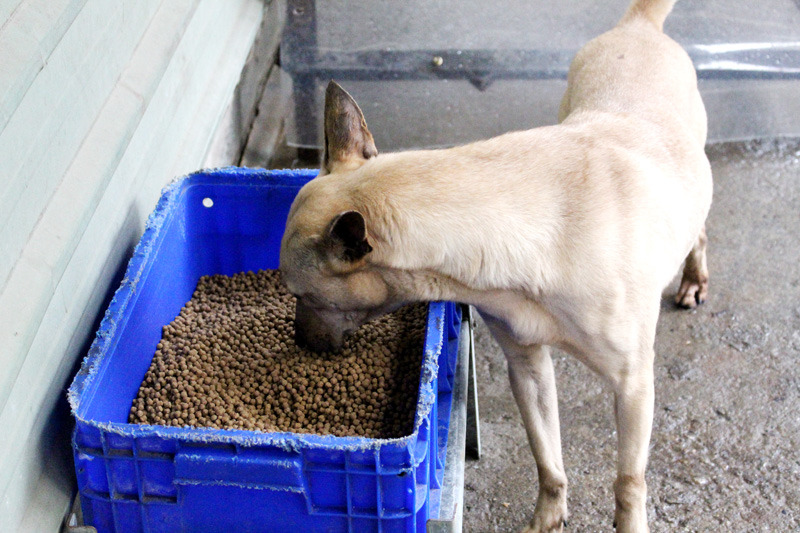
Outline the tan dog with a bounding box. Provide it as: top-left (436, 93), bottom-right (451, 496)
top-left (279, 0), bottom-right (712, 531)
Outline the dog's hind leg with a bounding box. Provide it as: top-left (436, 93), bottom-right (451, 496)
top-left (485, 319), bottom-right (567, 532)
top-left (611, 351), bottom-right (655, 533)
top-left (675, 226), bottom-right (708, 308)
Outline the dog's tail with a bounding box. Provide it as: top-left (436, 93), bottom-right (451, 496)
top-left (621, 0), bottom-right (678, 30)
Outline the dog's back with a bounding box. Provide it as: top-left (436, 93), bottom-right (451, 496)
top-left (547, 0), bottom-right (711, 294)
top-left (559, 0), bottom-right (707, 147)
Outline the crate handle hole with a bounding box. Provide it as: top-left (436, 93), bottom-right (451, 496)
top-left (202, 197), bottom-right (214, 208)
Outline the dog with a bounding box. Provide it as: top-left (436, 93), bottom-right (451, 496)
top-left (279, 0), bottom-right (712, 530)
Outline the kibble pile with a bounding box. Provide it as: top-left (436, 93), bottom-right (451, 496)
top-left (129, 269), bottom-right (427, 438)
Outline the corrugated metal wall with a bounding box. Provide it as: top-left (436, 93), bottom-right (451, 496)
top-left (0, 1), bottom-right (268, 530)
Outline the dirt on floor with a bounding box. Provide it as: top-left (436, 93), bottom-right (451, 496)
top-left (463, 139), bottom-right (800, 532)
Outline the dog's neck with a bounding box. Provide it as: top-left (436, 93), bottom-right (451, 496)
top-left (343, 131), bottom-right (578, 303)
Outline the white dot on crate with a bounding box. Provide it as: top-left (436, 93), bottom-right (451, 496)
top-left (202, 197), bottom-right (214, 208)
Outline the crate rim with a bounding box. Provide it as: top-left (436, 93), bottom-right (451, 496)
top-left (67, 167), bottom-right (449, 452)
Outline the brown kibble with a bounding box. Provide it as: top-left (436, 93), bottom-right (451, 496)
top-left (129, 269), bottom-right (426, 439)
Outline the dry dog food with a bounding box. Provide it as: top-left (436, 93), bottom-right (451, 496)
top-left (128, 270), bottom-right (426, 439)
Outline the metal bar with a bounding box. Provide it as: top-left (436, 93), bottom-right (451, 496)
top-left (427, 309), bottom-right (472, 533)
top-left (465, 306), bottom-right (481, 461)
top-left (281, 46), bottom-right (800, 82)
top-left (283, 48), bottom-right (573, 88)
top-left (61, 494), bottom-right (97, 533)
top-left (284, 0), bottom-right (321, 146)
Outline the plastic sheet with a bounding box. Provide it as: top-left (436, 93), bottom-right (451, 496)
top-left (282, 0), bottom-right (800, 149)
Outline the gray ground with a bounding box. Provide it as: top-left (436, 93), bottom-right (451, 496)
top-left (462, 139), bottom-right (800, 532)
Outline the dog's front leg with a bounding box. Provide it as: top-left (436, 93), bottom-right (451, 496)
top-left (507, 344), bottom-right (568, 533)
top-left (611, 354), bottom-right (655, 533)
top-left (485, 319), bottom-right (567, 532)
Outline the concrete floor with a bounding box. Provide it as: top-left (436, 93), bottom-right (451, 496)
top-left (462, 139), bottom-right (800, 532)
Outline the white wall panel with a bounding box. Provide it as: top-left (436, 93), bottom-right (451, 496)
top-left (0, 0), bottom-right (267, 530)
top-left (0, 0), bottom-right (88, 132)
top-left (0, 0), bottom-right (161, 290)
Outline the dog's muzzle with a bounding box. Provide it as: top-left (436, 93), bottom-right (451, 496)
top-left (293, 300), bottom-right (346, 353)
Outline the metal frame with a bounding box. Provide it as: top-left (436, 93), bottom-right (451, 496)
top-left (465, 307), bottom-right (481, 461)
top-left (282, 0), bottom-right (800, 85)
top-left (427, 305), bottom-right (478, 533)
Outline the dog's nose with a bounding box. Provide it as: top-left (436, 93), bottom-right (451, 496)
top-left (293, 317), bottom-right (343, 353)
top-left (293, 300), bottom-right (346, 353)
top-left (294, 327), bottom-right (342, 353)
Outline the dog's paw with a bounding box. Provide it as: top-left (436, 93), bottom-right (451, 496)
top-left (674, 274), bottom-right (708, 309)
top-left (520, 509), bottom-right (568, 532)
top-left (613, 513), bottom-right (650, 533)
top-left (520, 480), bottom-right (569, 532)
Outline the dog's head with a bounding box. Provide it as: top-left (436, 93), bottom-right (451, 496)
top-left (280, 81), bottom-right (400, 352)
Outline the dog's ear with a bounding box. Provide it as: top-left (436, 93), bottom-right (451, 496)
top-left (322, 81), bottom-right (377, 175)
top-left (327, 210), bottom-right (373, 262)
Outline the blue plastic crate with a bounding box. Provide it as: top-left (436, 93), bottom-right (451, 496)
top-left (67, 168), bottom-right (462, 533)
